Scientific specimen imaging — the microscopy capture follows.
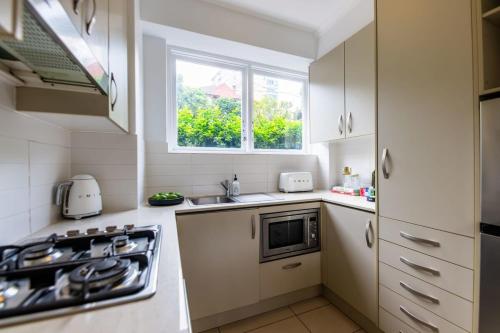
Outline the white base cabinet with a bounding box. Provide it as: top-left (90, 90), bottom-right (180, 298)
top-left (324, 203), bottom-right (377, 324)
top-left (177, 209), bottom-right (260, 320)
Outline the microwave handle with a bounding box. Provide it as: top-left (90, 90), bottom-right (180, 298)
top-left (55, 181), bottom-right (73, 206)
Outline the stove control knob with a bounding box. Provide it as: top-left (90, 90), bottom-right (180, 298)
top-left (86, 228), bottom-right (99, 235)
top-left (105, 226), bottom-right (117, 233)
top-left (66, 230), bottom-right (80, 237)
top-left (124, 224), bottom-right (135, 230)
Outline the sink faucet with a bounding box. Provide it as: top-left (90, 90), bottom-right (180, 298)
top-left (220, 179), bottom-right (232, 197)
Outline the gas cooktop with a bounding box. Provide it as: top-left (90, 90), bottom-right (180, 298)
top-left (0, 224), bottom-right (162, 327)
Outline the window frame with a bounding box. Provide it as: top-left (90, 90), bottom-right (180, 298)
top-left (167, 47), bottom-right (308, 154)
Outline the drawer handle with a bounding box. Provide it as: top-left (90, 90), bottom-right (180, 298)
top-left (400, 306), bottom-right (439, 332)
top-left (86, 0), bottom-right (97, 35)
top-left (400, 281), bottom-right (440, 304)
top-left (400, 231), bottom-right (440, 247)
top-left (251, 215), bottom-right (256, 239)
top-left (400, 257), bottom-right (440, 276)
top-left (282, 262), bottom-right (302, 270)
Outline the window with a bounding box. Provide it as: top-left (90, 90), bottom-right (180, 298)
top-left (169, 49), bottom-right (307, 153)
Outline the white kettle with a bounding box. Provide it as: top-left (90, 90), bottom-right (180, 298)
top-left (56, 175), bottom-right (102, 219)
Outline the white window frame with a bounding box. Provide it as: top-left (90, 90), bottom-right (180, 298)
top-left (167, 47), bottom-right (308, 154)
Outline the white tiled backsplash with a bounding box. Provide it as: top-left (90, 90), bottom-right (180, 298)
top-left (145, 141), bottom-right (320, 198)
top-left (0, 82), bottom-right (70, 244)
top-left (71, 132), bottom-right (139, 213)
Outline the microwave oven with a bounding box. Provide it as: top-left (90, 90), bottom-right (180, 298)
top-left (260, 209), bottom-right (320, 263)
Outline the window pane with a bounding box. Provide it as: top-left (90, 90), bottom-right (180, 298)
top-left (253, 74), bottom-right (304, 150)
top-left (176, 59), bottom-right (243, 149)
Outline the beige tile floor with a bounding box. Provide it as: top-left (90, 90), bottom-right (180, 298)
top-left (201, 296), bottom-right (366, 333)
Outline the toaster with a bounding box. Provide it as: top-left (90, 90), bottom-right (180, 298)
top-left (55, 175), bottom-right (102, 219)
top-left (279, 172), bottom-right (313, 193)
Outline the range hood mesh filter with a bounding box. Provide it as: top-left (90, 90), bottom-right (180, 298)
top-left (0, 10), bottom-right (91, 84)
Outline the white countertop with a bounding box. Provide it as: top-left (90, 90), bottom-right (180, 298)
top-left (4, 191), bottom-right (375, 333)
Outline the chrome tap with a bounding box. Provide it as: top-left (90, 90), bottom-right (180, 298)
top-left (220, 179), bottom-right (232, 196)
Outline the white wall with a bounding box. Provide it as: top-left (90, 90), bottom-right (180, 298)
top-left (330, 135), bottom-right (375, 187)
top-left (140, 0), bottom-right (317, 59)
top-left (145, 142), bottom-right (319, 197)
top-left (0, 82), bottom-right (71, 244)
top-left (317, 1), bottom-right (374, 58)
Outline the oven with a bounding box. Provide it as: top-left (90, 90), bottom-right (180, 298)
top-left (260, 209), bottom-right (320, 263)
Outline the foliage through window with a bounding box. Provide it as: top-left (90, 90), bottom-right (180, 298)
top-left (171, 50), bottom-right (307, 152)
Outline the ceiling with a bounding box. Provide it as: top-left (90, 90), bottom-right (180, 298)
top-left (199, 0), bottom-right (362, 34)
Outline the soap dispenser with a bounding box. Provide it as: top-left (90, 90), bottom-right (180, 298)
top-left (232, 174), bottom-right (240, 196)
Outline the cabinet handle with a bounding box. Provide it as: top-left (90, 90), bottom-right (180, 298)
top-left (110, 73), bottom-right (118, 111)
top-left (400, 281), bottom-right (440, 304)
top-left (400, 257), bottom-right (440, 276)
top-left (365, 220), bottom-right (374, 248)
top-left (400, 231), bottom-right (440, 247)
top-left (73, 0), bottom-right (83, 14)
top-left (282, 262), bottom-right (302, 270)
top-left (251, 215), bottom-right (256, 239)
top-left (338, 114), bottom-right (344, 135)
top-left (400, 306), bottom-right (439, 332)
top-left (86, 0), bottom-right (97, 35)
top-left (381, 148), bottom-right (390, 179)
top-left (347, 111), bottom-right (352, 134)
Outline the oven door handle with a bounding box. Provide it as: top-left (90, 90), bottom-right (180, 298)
top-left (282, 262), bottom-right (302, 270)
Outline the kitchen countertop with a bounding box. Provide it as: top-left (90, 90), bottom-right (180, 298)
top-left (4, 191), bottom-right (375, 333)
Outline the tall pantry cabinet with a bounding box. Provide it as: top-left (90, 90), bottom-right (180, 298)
top-left (376, 0), bottom-right (476, 332)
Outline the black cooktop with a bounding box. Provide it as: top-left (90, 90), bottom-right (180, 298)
top-left (0, 224), bottom-right (162, 327)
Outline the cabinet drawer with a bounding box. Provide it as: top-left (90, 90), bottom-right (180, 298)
top-left (380, 307), bottom-right (419, 333)
top-left (379, 240), bottom-right (473, 300)
top-left (380, 285), bottom-right (468, 333)
top-left (380, 262), bottom-right (473, 331)
top-left (260, 252), bottom-right (321, 299)
top-left (380, 217), bottom-right (474, 268)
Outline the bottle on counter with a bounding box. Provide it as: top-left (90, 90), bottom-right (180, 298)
top-left (343, 166), bottom-right (352, 189)
top-left (232, 174), bottom-right (240, 196)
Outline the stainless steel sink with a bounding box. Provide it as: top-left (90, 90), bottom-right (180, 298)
top-left (187, 195), bottom-right (237, 206)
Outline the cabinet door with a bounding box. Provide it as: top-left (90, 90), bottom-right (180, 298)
top-left (309, 43), bottom-right (345, 143)
top-left (108, 0), bottom-right (128, 131)
top-left (0, 0), bottom-right (22, 40)
top-left (82, 0), bottom-right (108, 71)
top-left (58, 0), bottom-right (82, 34)
top-left (325, 203), bottom-right (377, 324)
top-left (177, 209), bottom-right (260, 320)
top-left (345, 22), bottom-right (375, 138)
top-left (377, 0), bottom-right (474, 236)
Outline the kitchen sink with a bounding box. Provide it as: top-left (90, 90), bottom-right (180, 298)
top-left (187, 195), bottom-right (237, 206)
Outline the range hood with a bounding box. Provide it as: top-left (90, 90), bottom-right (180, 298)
top-left (0, 0), bottom-right (108, 94)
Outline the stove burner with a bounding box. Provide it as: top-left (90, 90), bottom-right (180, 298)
top-left (22, 243), bottom-right (55, 260)
top-left (111, 235), bottom-right (138, 254)
top-left (19, 235), bottom-right (63, 268)
top-left (68, 258), bottom-right (131, 291)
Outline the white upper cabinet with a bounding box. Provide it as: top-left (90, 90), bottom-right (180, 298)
top-left (309, 43), bottom-right (345, 143)
top-left (108, 0), bottom-right (128, 131)
top-left (82, 0), bottom-right (109, 72)
top-left (176, 209), bottom-right (260, 320)
top-left (377, 0), bottom-right (474, 236)
top-left (0, 0), bottom-right (22, 40)
top-left (345, 22), bottom-right (375, 138)
top-left (324, 203), bottom-right (378, 324)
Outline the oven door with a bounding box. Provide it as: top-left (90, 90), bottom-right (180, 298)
top-left (260, 210), bottom-right (317, 262)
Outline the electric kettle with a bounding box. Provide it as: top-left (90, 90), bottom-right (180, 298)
top-left (56, 175), bottom-right (102, 219)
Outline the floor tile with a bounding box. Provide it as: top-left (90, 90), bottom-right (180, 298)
top-left (289, 296), bottom-right (330, 315)
top-left (219, 307), bottom-right (294, 333)
top-left (249, 317), bottom-right (309, 333)
top-left (298, 305), bottom-right (360, 333)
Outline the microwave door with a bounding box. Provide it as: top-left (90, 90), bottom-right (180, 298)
top-left (481, 97), bottom-right (500, 226)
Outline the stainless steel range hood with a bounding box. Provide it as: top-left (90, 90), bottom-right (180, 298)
top-left (0, 0), bottom-right (108, 95)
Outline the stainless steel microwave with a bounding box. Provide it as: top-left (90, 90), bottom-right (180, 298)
top-left (260, 209), bottom-right (320, 263)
